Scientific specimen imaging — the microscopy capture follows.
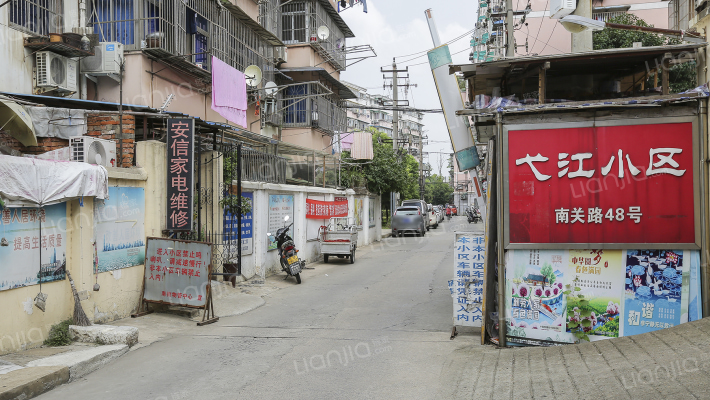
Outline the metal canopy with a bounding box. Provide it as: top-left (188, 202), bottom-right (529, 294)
top-left (278, 67), bottom-right (358, 99)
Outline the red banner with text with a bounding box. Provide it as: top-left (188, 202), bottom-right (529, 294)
top-left (306, 199), bottom-right (348, 219)
top-left (507, 122), bottom-right (696, 246)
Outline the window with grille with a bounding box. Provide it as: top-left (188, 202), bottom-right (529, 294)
top-left (284, 84), bottom-right (308, 124)
top-left (281, 2), bottom-right (307, 44)
top-left (9, 0), bottom-right (63, 36)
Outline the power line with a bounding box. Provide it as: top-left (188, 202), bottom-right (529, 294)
top-left (528, 0), bottom-right (549, 54)
top-left (402, 46), bottom-right (471, 67)
top-left (385, 28), bottom-right (476, 67)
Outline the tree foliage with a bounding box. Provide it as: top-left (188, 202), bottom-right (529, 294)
top-left (593, 14), bottom-right (696, 93)
top-left (340, 128), bottom-right (420, 198)
top-left (423, 174), bottom-right (453, 205)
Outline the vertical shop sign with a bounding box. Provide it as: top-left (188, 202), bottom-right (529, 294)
top-left (167, 119), bottom-right (194, 231)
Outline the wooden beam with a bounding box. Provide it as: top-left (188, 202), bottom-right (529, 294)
top-left (538, 67), bottom-right (546, 104)
top-left (662, 58), bottom-right (670, 95)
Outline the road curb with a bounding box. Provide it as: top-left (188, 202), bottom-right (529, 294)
top-left (0, 366), bottom-right (69, 400)
top-left (26, 344), bottom-right (129, 382)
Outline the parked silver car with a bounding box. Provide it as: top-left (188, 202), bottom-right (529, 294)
top-left (401, 199), bottom-right (429, 230)
top-left (391, 206), bottom-right (426, 237)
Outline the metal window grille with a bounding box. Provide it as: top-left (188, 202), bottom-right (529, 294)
top-left (280, 0), bottom-right (346, 70)
top-left (592, 11), bottom-right (627, 22)
top-left (258, 0), bottom-right (281, 40)
top-left (9, 0), bottom-right (63, 36)
top-left (282, 82), bottom-right (345, 135)
top-left (88, 0), bottom-right (275, 82)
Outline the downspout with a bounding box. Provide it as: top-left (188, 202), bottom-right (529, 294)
top-left (496, 111), bottom-right (506, 347)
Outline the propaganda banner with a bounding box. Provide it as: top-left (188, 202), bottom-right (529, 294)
top-left (305, 198), bottom-right (348, 219)
top-left (504, 120), bottom-right (699, 248)
top-left (143, 237), bottom-right (211, 308)
top-left (166, 119), bottom-right (195, 231)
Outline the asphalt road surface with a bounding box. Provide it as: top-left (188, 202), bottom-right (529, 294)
top-left (38, 217), bottom-right (485, 400)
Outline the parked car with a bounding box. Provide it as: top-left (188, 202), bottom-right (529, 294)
top-left (434, 205), bottom-right (444, 223)
top-left (391, 206), bottom-right (426, 237)
top-left (427, 203), bottom-right (438, 228)
top-left (401, 199), bottom-right (430, 230)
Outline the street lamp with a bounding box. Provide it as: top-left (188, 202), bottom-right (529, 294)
top-left (559, 15), bottom-right (706, 44)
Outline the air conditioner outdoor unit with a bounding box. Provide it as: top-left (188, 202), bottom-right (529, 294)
top-left (275, 47), bottom-right (288, 63)
top-left (81, 42), bottom-right (124, 74)
top-left (70, 137), bottom-right (117, 168)
top-left (35, 51), bottom-right (78, 92)
top-left (550, 0), bottom-right (576, 19)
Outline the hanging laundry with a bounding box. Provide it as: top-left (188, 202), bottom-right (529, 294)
top-left (211, 56), bottom-right (247, 128)
top-left (351, 130), bottom-right (373, 160)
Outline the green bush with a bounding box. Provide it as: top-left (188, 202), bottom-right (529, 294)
top-left (44, 319), bottom-right (73, 347)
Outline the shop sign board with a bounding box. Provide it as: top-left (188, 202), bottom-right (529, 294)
top-left (449, 233), bottom-right (485, 327)
top-left (504, 119), bottom-right (699, 249)
top-left (166, 119), bottom-right (195, 231)
top-left (143, 237), bottom-right (212, 308)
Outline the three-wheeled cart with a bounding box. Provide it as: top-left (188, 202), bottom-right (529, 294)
top-left (319, 217), bottom-right (358, 264)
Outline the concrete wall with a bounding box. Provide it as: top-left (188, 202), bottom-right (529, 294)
top-left (238, 182), bottom-right (381, 279)
top-left (0, 141), bottom-right (165, 354)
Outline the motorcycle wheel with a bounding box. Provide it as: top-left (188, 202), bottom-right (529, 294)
top-left (295, 273), bottom-right (301, 284)
top-left (324, 255), bottom-right (329, 263)
top-left (350, 249), bottom-right (355, 264)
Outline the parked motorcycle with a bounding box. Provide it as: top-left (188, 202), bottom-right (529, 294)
top-left (267, 216), bottom-right (304, 284)
top-left (470, 208), bottom-right (482, 224)
top-left (467, 208), bottom-right (474, 224)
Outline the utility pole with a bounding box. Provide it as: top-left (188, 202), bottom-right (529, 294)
top-left (505, 0), bottom-right (515, 57)
top-left (381, 60), bottom-right (412, 215)
top-left (571, 0), bottom-right (593, 52)
top-left (419, 135), bottom-right (425, 200)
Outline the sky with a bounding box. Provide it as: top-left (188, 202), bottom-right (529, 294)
top-left (338, 0), bottom-right (478, 177)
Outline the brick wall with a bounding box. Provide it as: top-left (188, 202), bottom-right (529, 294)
top-left (0, 113), bottom-right (136, 167)
top-left (0, 131), bottom-right (69, 155)
top-left (86, 114), bottom-right (135, 168)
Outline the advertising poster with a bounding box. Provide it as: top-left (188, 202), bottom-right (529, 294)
top-left (355, 198), bottom-right (364, 228)
top-left (143, 238), bottom-right (211, 307)
top-left (0, 204), bottom-right (67, 291)
top-left (224, 192), bottom-right (253, 255)
top-left (268, 195), bottom-right (294, 251)
top-left (95, 187), bottom-right (146, 272)
top-left (567, 250), bottom-right (623, 339)
top-left (688, 251), bottom-right (702, 321)
top-left (449, 233), bottom-right (484, 327)
top-left (506, 250), bottom-right (573, 345)
top-left (621, 250), bottom-right (686, 336)
top-left (368, 198), bottom-right (376, 228)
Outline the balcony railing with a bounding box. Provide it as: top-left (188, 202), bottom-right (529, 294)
top-left (281, 0), bottom-right (346, 71)
top-left (241, 148), bottom-right (288, 184)
top-left (89, 0), bottom-right (276, 82)
top-left (282, 82), bottom-right (346, 135)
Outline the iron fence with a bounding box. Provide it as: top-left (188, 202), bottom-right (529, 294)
top-left (9, 0), bottom-right (63, 36)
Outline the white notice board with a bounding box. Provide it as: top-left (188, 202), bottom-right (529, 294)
top-left (449, 233), bottom-right (485, 327)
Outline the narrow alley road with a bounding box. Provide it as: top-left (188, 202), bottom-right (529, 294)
top-left (37, 217), bottom-right (484, 400)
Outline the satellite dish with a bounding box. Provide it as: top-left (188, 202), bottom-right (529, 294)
top-left (264, 81), bottom-right (277, 97)
top-left (244, 65), bottom-right (262, 87)
top-left (317, 25), bottom-right (330, 40)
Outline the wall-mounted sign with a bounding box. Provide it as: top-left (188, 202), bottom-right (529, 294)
top-left (95, 187), bottom-right (146, 272)
top-left (224, 192), bottom-right (253, 255)
top-left (0, 204), bottom-right (67, 291)
top-left (142, 237), bottom-right (212, 308)
top-left (305, 198), bottom-right (347, 219)
top-left (268, 195), bottom-right (294, 251)
top-left (505, 120), bottom-right (699, 249)
top-left (166, 119), bottom-right (195, 231)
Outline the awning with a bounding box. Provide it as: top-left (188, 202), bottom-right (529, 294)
top-left (0, 100), bottom-right (37, 146)
top-left (278, 67), bottom-right (358, 99)
top-left (0, 155), bottom-right (108, 207)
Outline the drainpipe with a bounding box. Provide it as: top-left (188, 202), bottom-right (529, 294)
top-left (702, 98), bottom-right (709, 318)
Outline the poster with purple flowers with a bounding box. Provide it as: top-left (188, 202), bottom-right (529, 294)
top-left (506, 250), bottom-right (573, 345)
top-left (566, 250), bottom-right (623, 339)
top-left (621, 250), bottom-right (687, 336)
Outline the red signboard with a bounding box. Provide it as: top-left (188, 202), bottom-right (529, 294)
top-left (306, 199), bottom-right (348, 219)
top-left (506, 122), bottom-right (697, 247)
